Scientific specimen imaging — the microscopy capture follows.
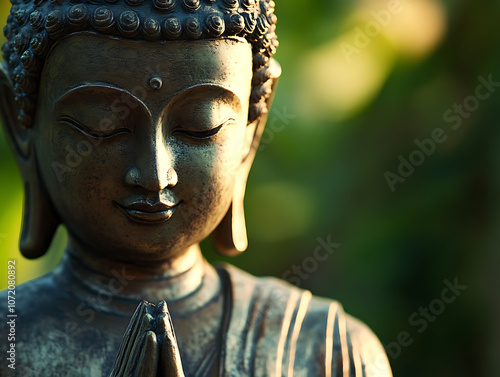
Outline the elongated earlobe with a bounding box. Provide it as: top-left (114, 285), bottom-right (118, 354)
top-left (211, 176), bottom-right (249, 256)
top-left (212, 60), bottom-right (281, 256)
top-left (211, 113), bottom-right (270, 256)
top-left (19, 174), bottom-right (60, 260)
top-left (0, 63), bottom-right (59, 259)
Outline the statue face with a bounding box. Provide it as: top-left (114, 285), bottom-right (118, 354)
top-left (34, 34), bottom-right (254, 262)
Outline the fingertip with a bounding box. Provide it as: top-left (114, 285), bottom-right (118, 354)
top-left (157, 300), bottom-right (169, 314)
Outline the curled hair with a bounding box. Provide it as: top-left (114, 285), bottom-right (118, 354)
top-left (2, 0), bottom-right (279, 127)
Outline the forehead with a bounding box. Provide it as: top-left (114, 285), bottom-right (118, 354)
top-left (40, 33), bottom-right (253, 107)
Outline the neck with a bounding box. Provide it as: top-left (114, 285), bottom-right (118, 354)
top-left (59, 237), bottom-right (221, 316)
top-left (67, 236), bottom-right (204, 280)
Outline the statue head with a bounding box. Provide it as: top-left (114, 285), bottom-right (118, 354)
top-left (0, 0), bottom-right (280, 262)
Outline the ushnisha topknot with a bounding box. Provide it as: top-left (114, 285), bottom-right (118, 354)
top-left (2, 0), bottom-right (279, 128)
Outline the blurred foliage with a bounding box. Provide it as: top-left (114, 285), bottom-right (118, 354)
top-left (1, 0), bottom-right (499, 376)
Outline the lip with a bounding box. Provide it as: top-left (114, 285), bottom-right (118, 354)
top-left (117, 201), bottom-right (180, 224)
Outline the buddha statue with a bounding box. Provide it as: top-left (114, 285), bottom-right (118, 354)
top-left (0, 0), bottom-right (393, 376)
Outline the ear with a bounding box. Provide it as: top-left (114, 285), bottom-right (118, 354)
top-left (0, 62), bottom-right (60, 259)
top-left (211, 59), bottom-right (282, 256)
top-left (0, 63), bottom-right (30, 158)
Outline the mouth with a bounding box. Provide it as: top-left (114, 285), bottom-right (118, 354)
top-left (116, 201), bottom-right (180, 225)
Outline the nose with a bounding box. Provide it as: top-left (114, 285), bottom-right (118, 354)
top-left (124, 131), bottom-right (178, 192)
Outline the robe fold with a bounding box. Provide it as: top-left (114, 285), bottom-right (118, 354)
top-left (219, 264), bottom-right (393, 377)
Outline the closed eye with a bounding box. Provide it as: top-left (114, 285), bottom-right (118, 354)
top-left (173, 118), bottom-right (235, 140)
top-left (58, 116), bottom-right (130, 139)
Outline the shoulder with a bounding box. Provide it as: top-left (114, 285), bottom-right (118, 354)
top-left (219, 264), bottom-right (392, 377)
top-left (1, 271), bottom-right (64, 316)
top-left (344, 314), bottom-right (393, 377)
top-left (0, 271), bottom-right (67, 341)
top-left (0, 272), bottom-right (75, 375)
top-left (1, 272), bottom-right (54, 312)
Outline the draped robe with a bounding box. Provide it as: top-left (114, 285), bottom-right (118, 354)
top-left (219, 264), bottom-right (392, 377)
top-left (0, 258), bottom-right (392, 377)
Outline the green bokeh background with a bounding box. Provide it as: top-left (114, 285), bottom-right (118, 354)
top-left (1, 1), bottom-right (499, 376)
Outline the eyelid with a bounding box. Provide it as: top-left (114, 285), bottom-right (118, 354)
top-left (58, 116), bottom-right (130, 139)
top-left (173, 118), bottom-right (236, 140)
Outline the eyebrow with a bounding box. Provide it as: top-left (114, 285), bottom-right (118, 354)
top-left (165, 82), bottom-right (242, 109)
top-left (55, 82), bottom-right (241, 112)
top-left (54, 82), bottom-right (149, 112)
